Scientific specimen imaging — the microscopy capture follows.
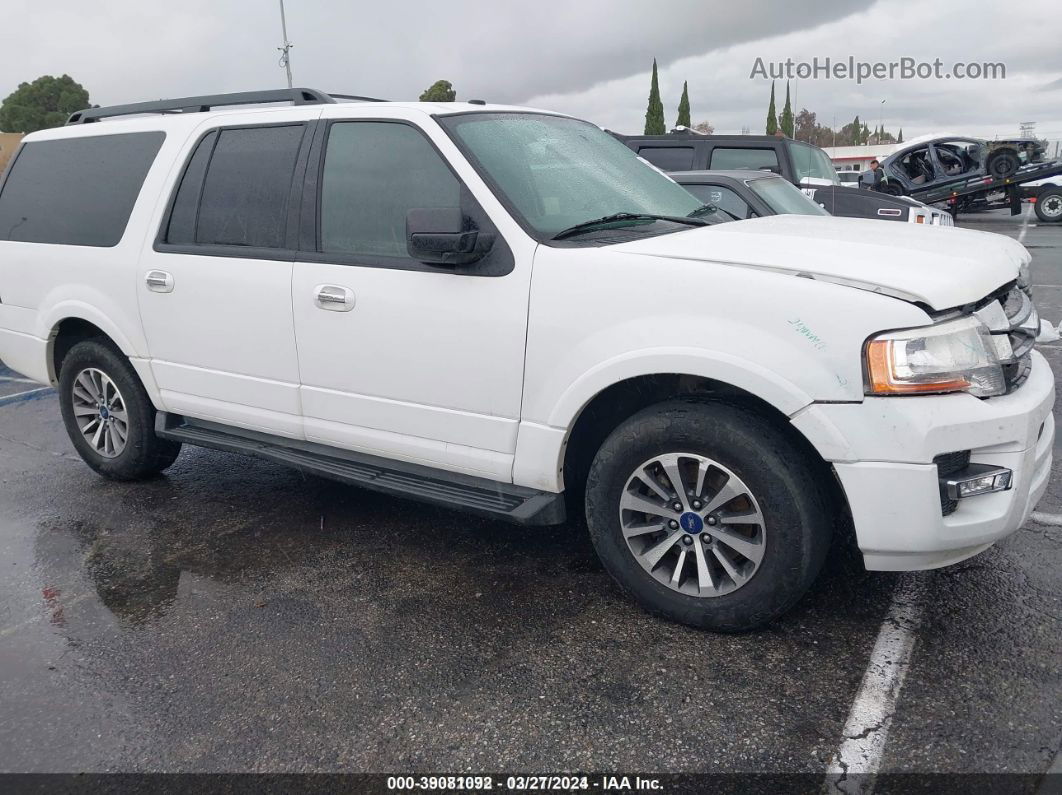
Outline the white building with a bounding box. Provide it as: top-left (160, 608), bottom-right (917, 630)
top-left (826, 144), bottom-right (897, 173)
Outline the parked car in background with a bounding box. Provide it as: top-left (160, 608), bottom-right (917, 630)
top-left (837, 171), bottom-right (862, 187)
top-left (673, 170), bottom-right (831, 220)
top-left (673, 171), bottom-right (954, 226)
top-left (0, 90), bottom-right (1052, 632)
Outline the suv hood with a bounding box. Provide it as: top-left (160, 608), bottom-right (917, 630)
top-left (613, 215), bottom-right (1028, 310)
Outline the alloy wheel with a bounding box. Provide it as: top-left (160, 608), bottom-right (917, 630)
top-left (71, 367), bottom-right (129, 459)
top-left (619, 452), bottom-right (766, 597)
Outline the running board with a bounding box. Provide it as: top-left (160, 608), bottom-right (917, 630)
top-left (155, 413), bottom-right (566, 526)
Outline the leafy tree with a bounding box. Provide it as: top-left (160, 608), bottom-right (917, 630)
top-left (675, 81), bottom-right (691, 128)
top-left (692, 120), bottom-right (714, 134)
top-left (765, 81), bottom-right (778, 135)
top-left (0, 74), bottom-right (90, 133)
top-left (779, 80), bottom-right (794, 138)
top-left (419, 80), bottom-right (456, 102)
top-left (644, 59), bottom-right (665, 135)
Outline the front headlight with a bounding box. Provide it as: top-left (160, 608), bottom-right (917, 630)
top-left (865, 315), bottom-right (1005, 397)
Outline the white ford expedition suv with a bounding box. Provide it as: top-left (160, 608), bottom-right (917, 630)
top-left (0, 89), bottom-right (1053, 631)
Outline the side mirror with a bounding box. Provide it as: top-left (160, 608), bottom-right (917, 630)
top-left (406, 208), bottom-right (493, 266)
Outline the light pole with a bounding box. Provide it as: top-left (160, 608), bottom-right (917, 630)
top-left (878, 98), bottom-right (886, 142)
top-left (278, 0), bottom-right (294, 89)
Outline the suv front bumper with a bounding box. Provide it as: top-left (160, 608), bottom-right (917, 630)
top-left (793, 350), bottom-right (1055, 571)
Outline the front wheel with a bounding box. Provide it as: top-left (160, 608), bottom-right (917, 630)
top-left (58, 340), bottom-right (182, 480)
top-left (881, 182), bottom-right (905, 196)
top-left (1035, 187), bottom-right (1062, 223)
top-left (585, 401), bottom-right (831, 632)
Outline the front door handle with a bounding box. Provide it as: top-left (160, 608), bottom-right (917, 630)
top-left (314, 285), bottom-right (356, 312)
top-left (145, 270), bottom-right (174, 293)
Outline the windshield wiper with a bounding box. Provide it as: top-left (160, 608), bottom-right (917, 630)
top-left (688, 203), bottom-right (739, 221)
top-left (551, 212), bottom-right (707, 240)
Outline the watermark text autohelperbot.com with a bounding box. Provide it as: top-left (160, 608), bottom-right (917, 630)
top-left (750, 56), bottom-right (1006, 83)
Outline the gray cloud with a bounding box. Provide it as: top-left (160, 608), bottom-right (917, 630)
top-left (0, 0), bottom-right (1059, 143)
top-left (0, 0), bottom-right (872, 106)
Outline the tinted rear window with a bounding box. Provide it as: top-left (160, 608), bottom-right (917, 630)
top-left (0, 132), bottom-right (164, 247)
top-left (195, 125), bottom-right (304, 248)
top-left (637, 146), bottom-right (695, 171)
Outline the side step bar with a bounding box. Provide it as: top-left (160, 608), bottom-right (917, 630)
top-left (155, 413), bottom-right (566, 526)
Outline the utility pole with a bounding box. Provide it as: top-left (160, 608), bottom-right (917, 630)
top-left (278, 0), bottom-right (294, 89)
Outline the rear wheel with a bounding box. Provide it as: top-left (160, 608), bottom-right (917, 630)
top-left (1035, 187), bottom-right (1062, 223)
top-left (58, 340), bottom-right (181, 480)
top-left (584, 401), bottom-right (831, 632)
top-left (987, 150), bottom-right (1019, 180)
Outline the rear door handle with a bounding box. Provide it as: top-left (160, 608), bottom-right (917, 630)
top-left (145, 270), bottom-right (174, 293)
top-left (314, 285), bottom-right (356, 312)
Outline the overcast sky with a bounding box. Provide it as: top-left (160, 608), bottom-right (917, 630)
top-left (3, 0), bottom-right (1061, 144)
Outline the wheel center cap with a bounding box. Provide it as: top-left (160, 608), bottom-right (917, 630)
top-left (678, 512), bottom-right (704, 534)
top-left (99, 406), bottom-right (110, 419)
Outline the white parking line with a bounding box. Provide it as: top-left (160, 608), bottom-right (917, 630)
top-left (825, 573), bottom-right (929, 794)
top-left (1030, 511), bottom-right (1062, 526)
top-left (0, 386), bottom-right (53, 406)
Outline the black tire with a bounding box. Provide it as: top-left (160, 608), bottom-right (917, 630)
top-left (1035, 187), bottom-right (1062, 223)
top-left (58, 340), bottom-right (181, 480)
top-left (881, 182), bottom-right (905, 197)
top-left (585, 400), bottom-right (831, 632)
top-left (987, 150), bottom-right (1019, 180)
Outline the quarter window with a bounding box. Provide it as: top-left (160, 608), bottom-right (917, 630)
top-left (0, 132), bottom-right (164, 247)
top-left (319, 122), bottom-right (461, 258)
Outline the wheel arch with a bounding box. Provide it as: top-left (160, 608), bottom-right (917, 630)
top-left (548, 365), bottom-right (848, 526)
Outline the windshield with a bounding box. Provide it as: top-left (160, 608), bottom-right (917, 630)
top-left (439, 113), bottom-right (703, 240)
top-left (789, 142), bottom-right (840, 185)
top-left (747, 177), bottom-right (829, 215)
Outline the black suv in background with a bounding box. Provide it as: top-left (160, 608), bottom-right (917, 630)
top-left (613, 131), bottom-right (841, 188)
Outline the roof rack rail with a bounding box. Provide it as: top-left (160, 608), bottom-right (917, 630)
top-left (65, 88), bottom-right (382, 125)
top-left (329, 93), bottom-right (387, 103)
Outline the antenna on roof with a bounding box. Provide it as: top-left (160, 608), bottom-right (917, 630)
top-left (278, 0), bottom-right (294, 89)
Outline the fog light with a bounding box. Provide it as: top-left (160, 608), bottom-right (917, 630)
top-left (943, 465), bottom-right (1013, 500)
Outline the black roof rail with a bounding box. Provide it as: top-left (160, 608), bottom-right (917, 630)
top-left (65, 88), bottom-right (362, 125)
top-left (328, 93), bottom-right (387, 103)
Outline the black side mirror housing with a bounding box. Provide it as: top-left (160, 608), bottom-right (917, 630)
top-left (406, 208), bottom-right (493, 266)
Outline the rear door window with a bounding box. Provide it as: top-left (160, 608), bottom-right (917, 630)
top-left (193, 125), bottom-right (305, 248)
top-left (636, 146), bottom-right (695, 171)
top-left (709, 147), bottom-right (780, 173)
top-left (0, 132), bottom-right (164, 247)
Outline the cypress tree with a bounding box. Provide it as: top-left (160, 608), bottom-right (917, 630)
top-left (765, 81), bottom-right (778, 135)
top-left (676, 81), bottom-right (691, 129)
top-left (897, 127), bottom-right (904, 143)
top-left (644, 59), bottom-right (665, 135)
top-left (780, 80), bottom-right (794, 137)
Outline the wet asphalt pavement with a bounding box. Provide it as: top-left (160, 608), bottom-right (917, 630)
top-left (0, 208), bottom-right (1059, 776)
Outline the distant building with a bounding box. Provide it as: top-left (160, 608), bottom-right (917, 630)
top-left (826, 144), bottom-right (897, 173)
top-left (0, 132), bottom-right (25, 172)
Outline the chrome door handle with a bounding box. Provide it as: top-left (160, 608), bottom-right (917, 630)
top-left (314, 285), bottom-right (355, 312)
top-left (145, 270), bottom-right (174, 293)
